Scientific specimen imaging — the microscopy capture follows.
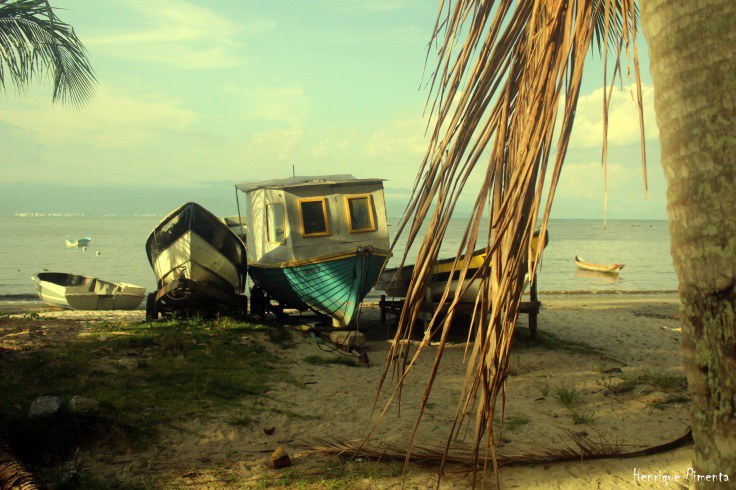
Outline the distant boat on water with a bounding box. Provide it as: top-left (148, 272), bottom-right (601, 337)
top-left (33, 272), bottom-right (145, 310)
top-left (575, 255), bottom-right (625, 275)
top-left (65, 237), bottom-right (91, 248)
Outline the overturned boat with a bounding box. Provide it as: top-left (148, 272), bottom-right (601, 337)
top-left (574, 255), bottom-right (625, 275)
top-left (145, 202), bottom-right (247, 320)
top-left (235, 175), bottom-right (390, 327)
top-left (33, 272), bottom-right (145, 310)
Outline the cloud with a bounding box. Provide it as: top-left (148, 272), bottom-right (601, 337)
top-left (240, 129), bottom-right (304, 164)
top-left (364, 117), bottom-right (427, 161)
top-left (0, 86), bottom-right (196, 151)
top-left (569, 83), bottom-right (658, 149)
top-left (317, 0), bottom-right (418, 13)
top-left (223, 84), bottom-right (310, 127)
top-left (86, 0), bottom-right (274, 69)
top-left (553, 160), bottom-right (639, 200)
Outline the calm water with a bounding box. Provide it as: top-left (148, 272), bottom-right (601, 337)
top-left (0, 216), bottom-right (677, 298)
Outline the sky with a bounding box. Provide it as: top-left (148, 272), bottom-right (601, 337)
top-left (0, 0), bottom-right (667, 219)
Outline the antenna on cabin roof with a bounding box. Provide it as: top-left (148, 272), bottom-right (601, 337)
top-left (292, 164), bottom-right (295, 177)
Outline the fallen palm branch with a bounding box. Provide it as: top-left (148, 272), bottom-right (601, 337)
top-left (0, 433), bottom-right (39, 490)
top-left (305, 429), bottom-right (692, 468)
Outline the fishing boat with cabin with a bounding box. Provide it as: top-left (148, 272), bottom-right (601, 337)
top-left (235, 175), bottom-right (390, 327)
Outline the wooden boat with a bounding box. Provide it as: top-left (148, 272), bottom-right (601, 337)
top-left (145, 202), bottom-right (248, 319)
top-left (377, 230), bottom-right (548, 302)
top-left (236, 175), bottom-right (390, 327)
top-left (65, 237), bottom-right (91, 248)
top-left (33, 272), bottom-right (145, 310)
top-left (574, 255), bottom-right (625, 274)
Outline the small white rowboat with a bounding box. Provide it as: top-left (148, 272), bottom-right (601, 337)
top-left (574, 255), bottom-right (625, 275)
top-left (33, 272), bottom-right (145, 310)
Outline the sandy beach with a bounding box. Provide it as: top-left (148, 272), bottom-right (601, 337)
top-left (0, 292), bottom-right (696, 488)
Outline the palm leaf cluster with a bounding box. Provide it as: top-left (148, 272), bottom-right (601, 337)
top-left (374, 0), bottom-right (645, 485)
top-left (0, 0), bottom-right (95, 106)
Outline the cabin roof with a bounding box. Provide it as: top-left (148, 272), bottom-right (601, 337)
top-left (235, 175), bottom-right (385, 192)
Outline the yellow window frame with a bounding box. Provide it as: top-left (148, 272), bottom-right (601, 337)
top-left (266, 202), bottom-right (286, 244)
top-left (345, 194), bottom-right (376, 233)
top-left (298, 197), bottom-right (330, 237)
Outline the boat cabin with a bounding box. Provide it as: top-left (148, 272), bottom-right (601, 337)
top-left (235, 175), bottom-right (390, 266)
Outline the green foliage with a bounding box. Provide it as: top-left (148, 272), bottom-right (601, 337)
top-left (569, 410), bottom-right (595, 425)
top-left (0, 317), bottom-right (283, 469)
top-left (554, 386), bottom-right (581, 409)
top-left (0, 0), bottom-right (96, 106)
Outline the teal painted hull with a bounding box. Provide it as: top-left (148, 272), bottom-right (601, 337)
top-left (249, 253), bottom-right (386, 326)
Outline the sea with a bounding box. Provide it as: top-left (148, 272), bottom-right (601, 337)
top-left (0, 215), bottom-right (677, 301)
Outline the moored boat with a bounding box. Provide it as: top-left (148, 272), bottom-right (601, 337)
top-left (235, 175), bottom-right (390, 327)
top-left (33, 272), bottom-right (145, 310)
top-left (65, 237), bottom-right (91, 248)
top-left (574, 255), bottom-right (625, 274)
top-left (145, 202), bottom-right (248, 319)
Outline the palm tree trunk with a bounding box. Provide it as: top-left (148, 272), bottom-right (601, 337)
top-left (641, 0), bottom-right (736, 481)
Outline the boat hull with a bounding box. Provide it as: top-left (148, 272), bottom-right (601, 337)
top-left (249, 252), bottom-right (387, 327)
top-left (65, 238), bottom-right (91, 248)
top-left (574, 256), bottom-right (624, 274)
top-left (34, 273), bottom-right (145, 310)
top-left (146, 203), bottom-right (247, 296)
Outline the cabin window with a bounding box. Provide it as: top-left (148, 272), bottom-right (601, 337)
top-left (345, 194), bottom-right (376, 233)
top-left (298, 198), bottom-right (330, 237)
top-left (267, 203), bottom-right (286, 243)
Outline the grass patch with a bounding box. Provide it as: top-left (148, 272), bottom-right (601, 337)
top-left (269, 407), bottom-right (322, 421)
top-left (635, 371), bottom-right (688, 392)
top-left (304, 355), bottom-right (360, 367)
top-left (505, 416), bottom-right (529, 431)
top-left (539, 383), bottom-right (550, 398)
top-left (570, 410), bottom-right (595, 425)
top-left (256, 461), bottom-right (404, 489)
top-left (599, 377), bottom-right (638, 396)
top-left (0, 317), bottom-right (284, 470)
top-left (554, 386), bottom-right (581, 409)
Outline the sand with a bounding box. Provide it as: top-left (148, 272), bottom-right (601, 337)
top-left (0, 293), bottom-right (700, 488)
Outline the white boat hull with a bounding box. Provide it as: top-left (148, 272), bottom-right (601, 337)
top-left (35, 274), bottom-right (145, 310)
top-left (152, 230), bottom-right (241, 292)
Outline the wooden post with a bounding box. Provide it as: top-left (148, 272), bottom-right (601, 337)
top-left (380, 294), bottom-right (387, 324)
top-left (529, 275), bottom-right (539, 341)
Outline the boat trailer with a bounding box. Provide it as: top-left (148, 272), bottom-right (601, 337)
top-left (145, 277), bottom-right (248, 321)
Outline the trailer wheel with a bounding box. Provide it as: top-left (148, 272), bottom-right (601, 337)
top-left (145, 292), bottom-right (159, 322)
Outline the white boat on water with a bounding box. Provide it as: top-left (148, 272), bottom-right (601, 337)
top-left (65, 237), bottom-right (91, 248)
top-left (33, 272), bottom-right (146, 310)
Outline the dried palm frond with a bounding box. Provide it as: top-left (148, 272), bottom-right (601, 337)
top-left (306, 429), bottom-right (692, 469)
top-left (0, 434), bottom-right (39, 490)
top-left (371, 0), bottom-right (645, 487)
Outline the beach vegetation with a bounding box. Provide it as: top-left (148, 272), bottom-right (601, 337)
top-left (570, 410), bottom-right (596, 425)
top-left (554, 386), bottom-right (582, 409)
top-left (255, 461), bottom-right (404, 489)
top-left (635, 371), bottom-right (688, 392)
top-left (0, 317), bottom-right (284, 475)
top-left (505, 416), bottom-right (530, 431)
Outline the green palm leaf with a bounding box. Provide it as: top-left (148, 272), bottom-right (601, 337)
top-left (0, 0), bottom-right (95, 106)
